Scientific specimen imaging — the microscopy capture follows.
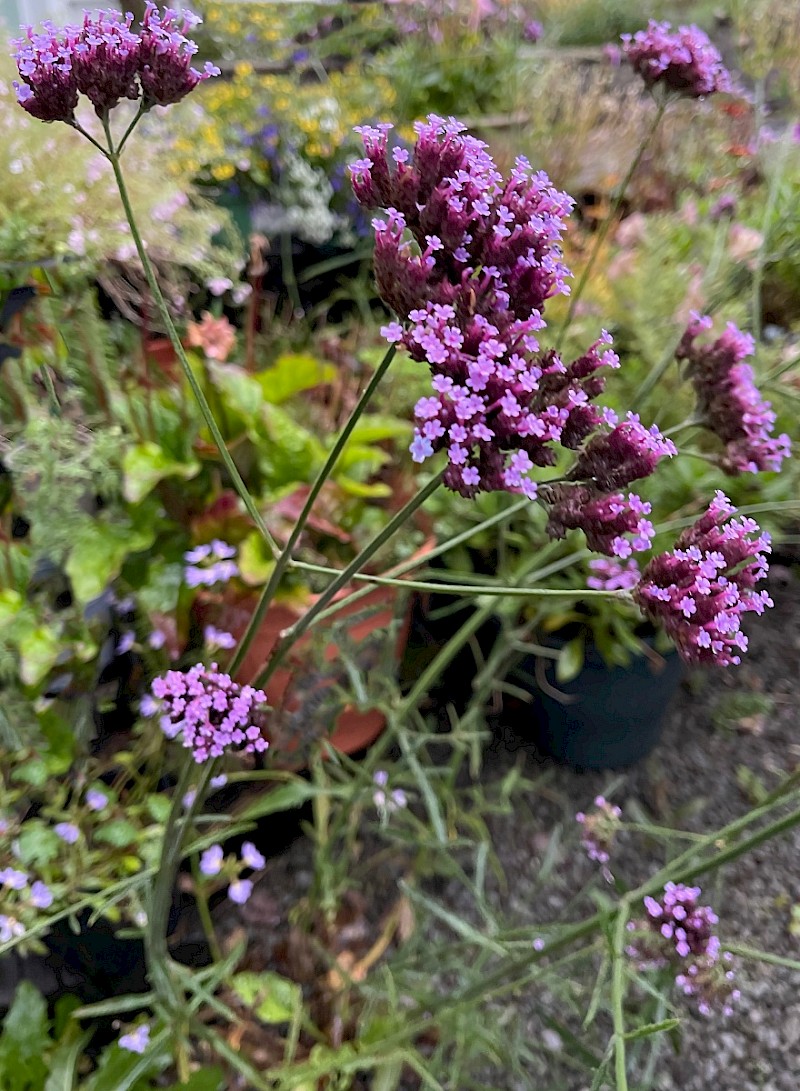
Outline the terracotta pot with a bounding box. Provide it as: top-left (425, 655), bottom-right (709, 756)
top-left (194, 581), bottom-right (413, 761)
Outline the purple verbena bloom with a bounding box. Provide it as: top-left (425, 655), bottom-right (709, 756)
top-left (137, 3), bottom-right (219, 108)
top-left (621, 21), bottom-right (732, 98)
top-left (119, 1023), bottom-right (150, 1053)
top-left (542, 485), bottom-right (655, 558)
top-left (575, 796), bottom-right (622, 866)
top-left (199, 844), bottom-right (224, 876)
top-left (569, 412), bottom-right (677, 491)
top-left (587, 557), bottom-right (640, 591)
top-left (184, 541), bottom-right (239, 588)
top-left (629, 883), bottom-right (737, 1015)
top-left (0, 867), bottom-right (29, 890)
top-left (150, 663), bottom-right (269, 762)
top-left (29, 880), bottom-right (53, 909)
top-left (54, 822), bottom-right (80, 844)
top-left (148, 628), bottom-right (167, 649)
top-left (210, 773), bottom-right (228, 789)
top-left (633, 491), bottom-right (772, 666)
top-left (240, 841), bottom-right (266, 870)
top-left (139, 693), bottom-right (159, 718)
top-left (85, 788), bottom-right (109, 812)
top-left (523, 19), bottom-right (543, 43)
top-left (116, 630), bottom-right (136, 655)
top-left (676, 316), bottom-right (790, 475)
top-left (11, 22), bottom-right (80, 122)
top-left (69, 9), bottom-right (142, 116)
top-left (228, 878), bottom-right (253, 905)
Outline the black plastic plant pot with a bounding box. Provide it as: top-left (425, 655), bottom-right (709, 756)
top-left (510, 637), bottom-right (685, 771)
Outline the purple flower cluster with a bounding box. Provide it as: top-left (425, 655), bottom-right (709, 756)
top-left (373, 770), bottom-right (408, 815)
top-left (351, 115), bottom-right (675, 554)
top-left (149, 663), bottom-right (269, 762)
top-left (541, 484), bottom-right (654, 558)
top-left (184, 539), bottom-right (239, 588)
top-left (587, 557), bottom-right (640, 591)
top-left (628, 883), bottom-right (739, 1017)
top-left (634, 491), bottom-right (772, 665)
top-left (119, 1023), bottom-right (151, 1054)
top-left (575, 795), bottom-right (621, 866)
top-left (621, 20), bottom-right (732, 99)
top-left (12, 4), bottom-right (218, 123)
top-left (677, 314), bottom-right (790, 475)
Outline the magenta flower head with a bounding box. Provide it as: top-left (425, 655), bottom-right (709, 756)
top-left (12, 22), bottom-right (80, 122)
top-left (621, 21), bottom-right (732, 99)
top-left (138, 3), bottom-right (219, 108)
top-left (569, 412), bottom-right (677, 491)
top-left (634, 491), bottom-right (772, 666)
top-left (587, 557), bottom-right (640, 591)
top-left (150, 663), bottom-right (269, 763)
top-left (542, 484), bottom-right (655, 558)
top-left (11, 5), bottom-right (217, 123)
top-left (677, 315), bottom-right (790, 475)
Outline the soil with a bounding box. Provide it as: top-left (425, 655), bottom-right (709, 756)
top-left (214, 558), bottom-right (800, 1091)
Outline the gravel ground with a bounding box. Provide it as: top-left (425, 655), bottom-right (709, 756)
top-left (221, 559), bottom-right (800, 1090)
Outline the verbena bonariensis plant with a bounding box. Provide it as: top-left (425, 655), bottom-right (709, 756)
top-left (8, 8), bottom-right (799, 1088)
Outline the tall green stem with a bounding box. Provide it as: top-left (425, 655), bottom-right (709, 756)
top-left (611, 905), bottom-right (631, 1091)
top-left (227, 344), bottom-right (396, 677)
top-left (556, 100), bottom-right (666, 352)
top-left (253, 472), bottom-right (443, 689)
top-left (102, 122), bottom-right (279, 558)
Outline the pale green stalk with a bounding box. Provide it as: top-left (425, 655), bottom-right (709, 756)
top-left (611, 905), bottom-right (631, 1091)
top-left (100, 118), bottom-right (279, 558)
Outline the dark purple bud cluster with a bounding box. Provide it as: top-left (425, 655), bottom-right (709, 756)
top-left (541, 484), bottom-right (655, 558)
top-left (621, 20), bottom-right (732, 99)
top-left (677, 313), bottom-right (791, 475)
top-left (569, 411), bottom-right (677, 491)
top-left (149, 663), bottom-right (269, 763)
top-left (633, 491), bottom-right (772, 665)
top-left (12, 3), bottom-right (219, 122)
top-left (627, 883), bottom-right (740, 1017)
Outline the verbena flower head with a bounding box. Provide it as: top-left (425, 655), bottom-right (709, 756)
top-left (629, 883), bottom-right (739, 1017)
top-left (150, 664), bottom-right (269, 763)
top-left (542, 484), bottom-right (655, 558)
top-left (137, 3), bottom-right (219, 108)
top-left (575, 796), bottom-right (622, 865)
top-left (633, 491), bottom-right (772, 665)
top-left (184, 539), bottom-right (239, 588)
top-left (11, 5), bottom-right (217, 122)
top-left (569, 412), bottom-right (677, 491)
top-left (621, 21), bottom-right (732, 98)
top-left (351, 115), bottom-right (573, 330)
top-left (677, 314), bottom-right (791, 475)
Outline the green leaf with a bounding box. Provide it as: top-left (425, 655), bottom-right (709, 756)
top-left (93, 820), bottom-right (139, 848)
top-left (212, 366), bottom-right (263, 421)
top-left (122, 442), bottom-right (199, 504)
top-left (237, 530), bottom-right (275, 586)
top-left (346, 415), bottom-right (411, 445)
top-left (256, 404), bottom-right (324, 489)
top-left (14, 822), bottom-right (62, 867)
top-left (0, 982), bottom-right (50, 1087)
top-left (256, 353), bottom-right (336, 404)
top-left (66, 519), bottom-right (155, 604)
top-left (11, 757), bottom-right (49, 787)
top-left (236, 779), bottom-right (322, 822)
top-left (0, 589), bottom-right (23, 623)
top-left (145, 794), bottom-right (171, 824)
top-left (18, 624), bottom-right (60, 686)
top-left (335, 477), bottom-right (392, 499)
top-left (84, 1036), bottom-right (170, 1091)
top-left (44, 1027), bottom-right (92, 1091)
top-left (229, 971), bottom-right (301, 1024)
top-left (624, 1017), bottom-right (680, 1041)
top-left (555, 634), bottom-right (585, 684)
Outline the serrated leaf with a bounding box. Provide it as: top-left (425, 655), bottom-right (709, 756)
top-left (230, 971), bottom-right (301, 1024)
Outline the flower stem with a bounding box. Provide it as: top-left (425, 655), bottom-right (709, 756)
top-left (752, 129), bottom-right (791, 343)
top-left (556, 99), bottom-right (666, 351)
top-left (101, 120), bottom-right (280, 558)
top-left (611, 904), bottom-right (631, 1091)
top-left (253, 472), bottom-right (444, 689)
top-left (226, 344), bottom-right (396, 678)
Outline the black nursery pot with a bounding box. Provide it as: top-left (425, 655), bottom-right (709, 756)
top-left (511, 636), bottom-right (685, 771)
